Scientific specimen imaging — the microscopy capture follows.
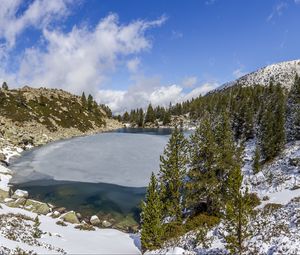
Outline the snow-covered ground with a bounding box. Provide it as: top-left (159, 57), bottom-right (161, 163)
top-left (151, 140), bottom-right (300, 255)
top-left (0, 143), bottom-right (142, 254)
top-left (0, 203), bottom-right (140, 254)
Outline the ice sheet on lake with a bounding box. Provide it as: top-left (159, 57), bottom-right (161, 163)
top-left (10, 133), bottom-right (169, 187)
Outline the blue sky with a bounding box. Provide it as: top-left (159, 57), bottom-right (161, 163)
top-left (0, 0), bottom-right (300, 112)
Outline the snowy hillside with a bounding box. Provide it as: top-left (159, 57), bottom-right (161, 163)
top-left (149, 140), bottom-right (300, 254)
top-left (219, 59), bottom-right (300, 91)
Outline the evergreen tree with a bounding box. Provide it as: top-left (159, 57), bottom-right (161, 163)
top-left (87, 94), bottom-right (94, 111)
top-left (145, 104), bottom-right (156, 123)
top-left (286, 75), bottom-right (300, 141)
top-left (260, 84), bottom-right (286, 161)
top-left (186, 115), bottom-right (219, 214)
top-left (252, 146), bottom-right (261, 174)
top-left (215, 112), bottom-right (240, 193)
top-left (223, 162), bottom-right (253, 255)
top-left (81, 92), bottom-right (87, 108)
top-left (137, 108), bottom-right (144, 127)
top-left (1, 82), bottom-right (8, 90)
top-left (122, 111), bottom-right (130, 122)
top-left (163, 111), bottom-right (171, 125)
top-left (159, 126), bottom-right (188, 222)
top-left (141, 172), bottom-right (163, 252)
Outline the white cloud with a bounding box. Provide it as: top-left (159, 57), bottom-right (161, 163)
top-left (182, 76), bottom-right (197, 88)
top-left (232, 68), bottom-right (246, 79)
top-left (96, 80), bottom-right (218, 114)
top-left (171, 30), bottom-right (183, 39)
top-left (127, 58), bottom-right (140, 73)
top-left (267, 2), bottom-right (288, 22)
top-left (1, 13), bottom-right (167, 94)
top-left (0, 0), bottom-right (73, 51)
top-left (183, 83), bottom-right (218, 101)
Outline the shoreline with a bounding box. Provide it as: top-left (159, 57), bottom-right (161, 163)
top-left (0, 118), bottom-right (133, 230)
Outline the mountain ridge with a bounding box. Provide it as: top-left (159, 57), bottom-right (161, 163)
top-left (216, 59), bottom-right (300, 92)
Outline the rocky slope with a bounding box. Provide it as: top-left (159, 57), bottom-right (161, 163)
top-left (0, 86), bottom-right (122, 161)
top-left (218, 59), bottom-right (300, 91)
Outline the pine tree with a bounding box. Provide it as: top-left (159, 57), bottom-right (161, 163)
top-left (260, 84), bottom-right (286, 161)
top-left (223, 162), bottom-right (253, 255)
top-left (145, 104), bottom-right (156, 123)
top-left (141, 172), bottom-right (163, 252)
top-left (81, 92), bottom-right (87, 108)
top-left (215, 112), bottom-right (240, 192)
top-left (186, 115), bottom-right (219, 215)
top-left (87, 94), bottom-right (94, 111)
top-left (137, 108), bottom-right (144, 127)
top-left (159, 126), bottom-right (188, 222)
top-left (163, 111), bottom-right (171, 125)
top-left (286, 75), bottom-right (300, 141)
top-left (1, 82), bottom-right (8, 90)
top-left (122, 111), bottom-right (130, 122)
top-left (252, 146), bottom-right (261, 174)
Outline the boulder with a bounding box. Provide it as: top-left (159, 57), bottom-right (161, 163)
top-left (52, 211), bottom-right (61, 218)
top-left (90, 215), bottom-right (101, 225)
top-left (25, 199), bottom-right (51, 215)
top-left (6, 197), bottom-right (27, 208)
top-left (102, 220), bottom-right (113, 228)
top-left (0, 189), bottom-right (9, 201)
top-left (60, 211), bottom-right (80, 224)
top-left (0, 153), bottom-right (6, 161)
top-left (12, 189), bottom-right (28, 199)
top-left (55, 207), bottom-right (66, 214)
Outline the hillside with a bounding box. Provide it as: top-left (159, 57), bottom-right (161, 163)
top-left (0, 85), bottom-right (121, 160)
top-left (218, 59), bottom-right (300, 91)
top-left (138, 63), bottom-right (300, 254)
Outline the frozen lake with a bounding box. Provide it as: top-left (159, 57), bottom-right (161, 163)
top-left (10, 128), bottom-right (172, 187)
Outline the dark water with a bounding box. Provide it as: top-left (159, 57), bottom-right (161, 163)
top-left (14, 180), bottom-right (145, 225)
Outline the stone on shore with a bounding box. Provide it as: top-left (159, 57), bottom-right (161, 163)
top-left (90, 215), bottom-right (101, 225)
top-left (12, 189), bottom-right (28, 199)
top-left (25, 199), bottom-right (51, 215)
top-left (60, 211), bottom-right (80, 224)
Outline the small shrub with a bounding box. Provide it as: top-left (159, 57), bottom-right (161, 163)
top-left (162, 222), bottom-right (185, 241)
top-left (185, 213), bottom-right (220, 232)
top-left (262, 203), bottom-right (283, 216)
top-left (247, 193), bottom-right (261, 207)
top-left (74, 223), bottom-right (95, 231)
top-left (56, 220), bottom-right (67, 227)
top-left (262, 195), bottom-right (270, 201)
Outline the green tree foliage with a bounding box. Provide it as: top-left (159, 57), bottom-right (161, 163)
top-left (286, 75), bottom-right (300, 141)
top-left (138, 108), bottom-right (144, 127)
top-left (223, 162), bottom-right (253, 255)
top-left (259, 84), bottom-right (286, 161)
top-left (252, 146), bottom-right (261, 174)
top-left (2, 82), bottom-right (8, 90)
top-left (141, 172), bottom-right (163, 252)
top-left (87, 94), bottom-right (94, 111)
top-left (159, 126), bottom-right (188, 222)
top-left (163, 111), bottom-right (171, 125)
top-left (214, 112), bottom-right (242, 202)
top-left (122, 111), bottom-right (130, 122)
top-left (186, 115), bottom-right (219, 215)
top-left (145, 104), bottom-right (156, 123)
top-left (81, 92), bottom-right (87, 108)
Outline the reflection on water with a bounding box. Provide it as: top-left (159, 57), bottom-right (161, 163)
top-left (15, 179), bottom-right (146, 227)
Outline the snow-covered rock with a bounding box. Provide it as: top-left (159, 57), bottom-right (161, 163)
top-left (90, 215), bottom-right (100, 225)
top-left (217, 59), bottom-right (300, 91)
top-left (12, 189), bottom-right (28, 199)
